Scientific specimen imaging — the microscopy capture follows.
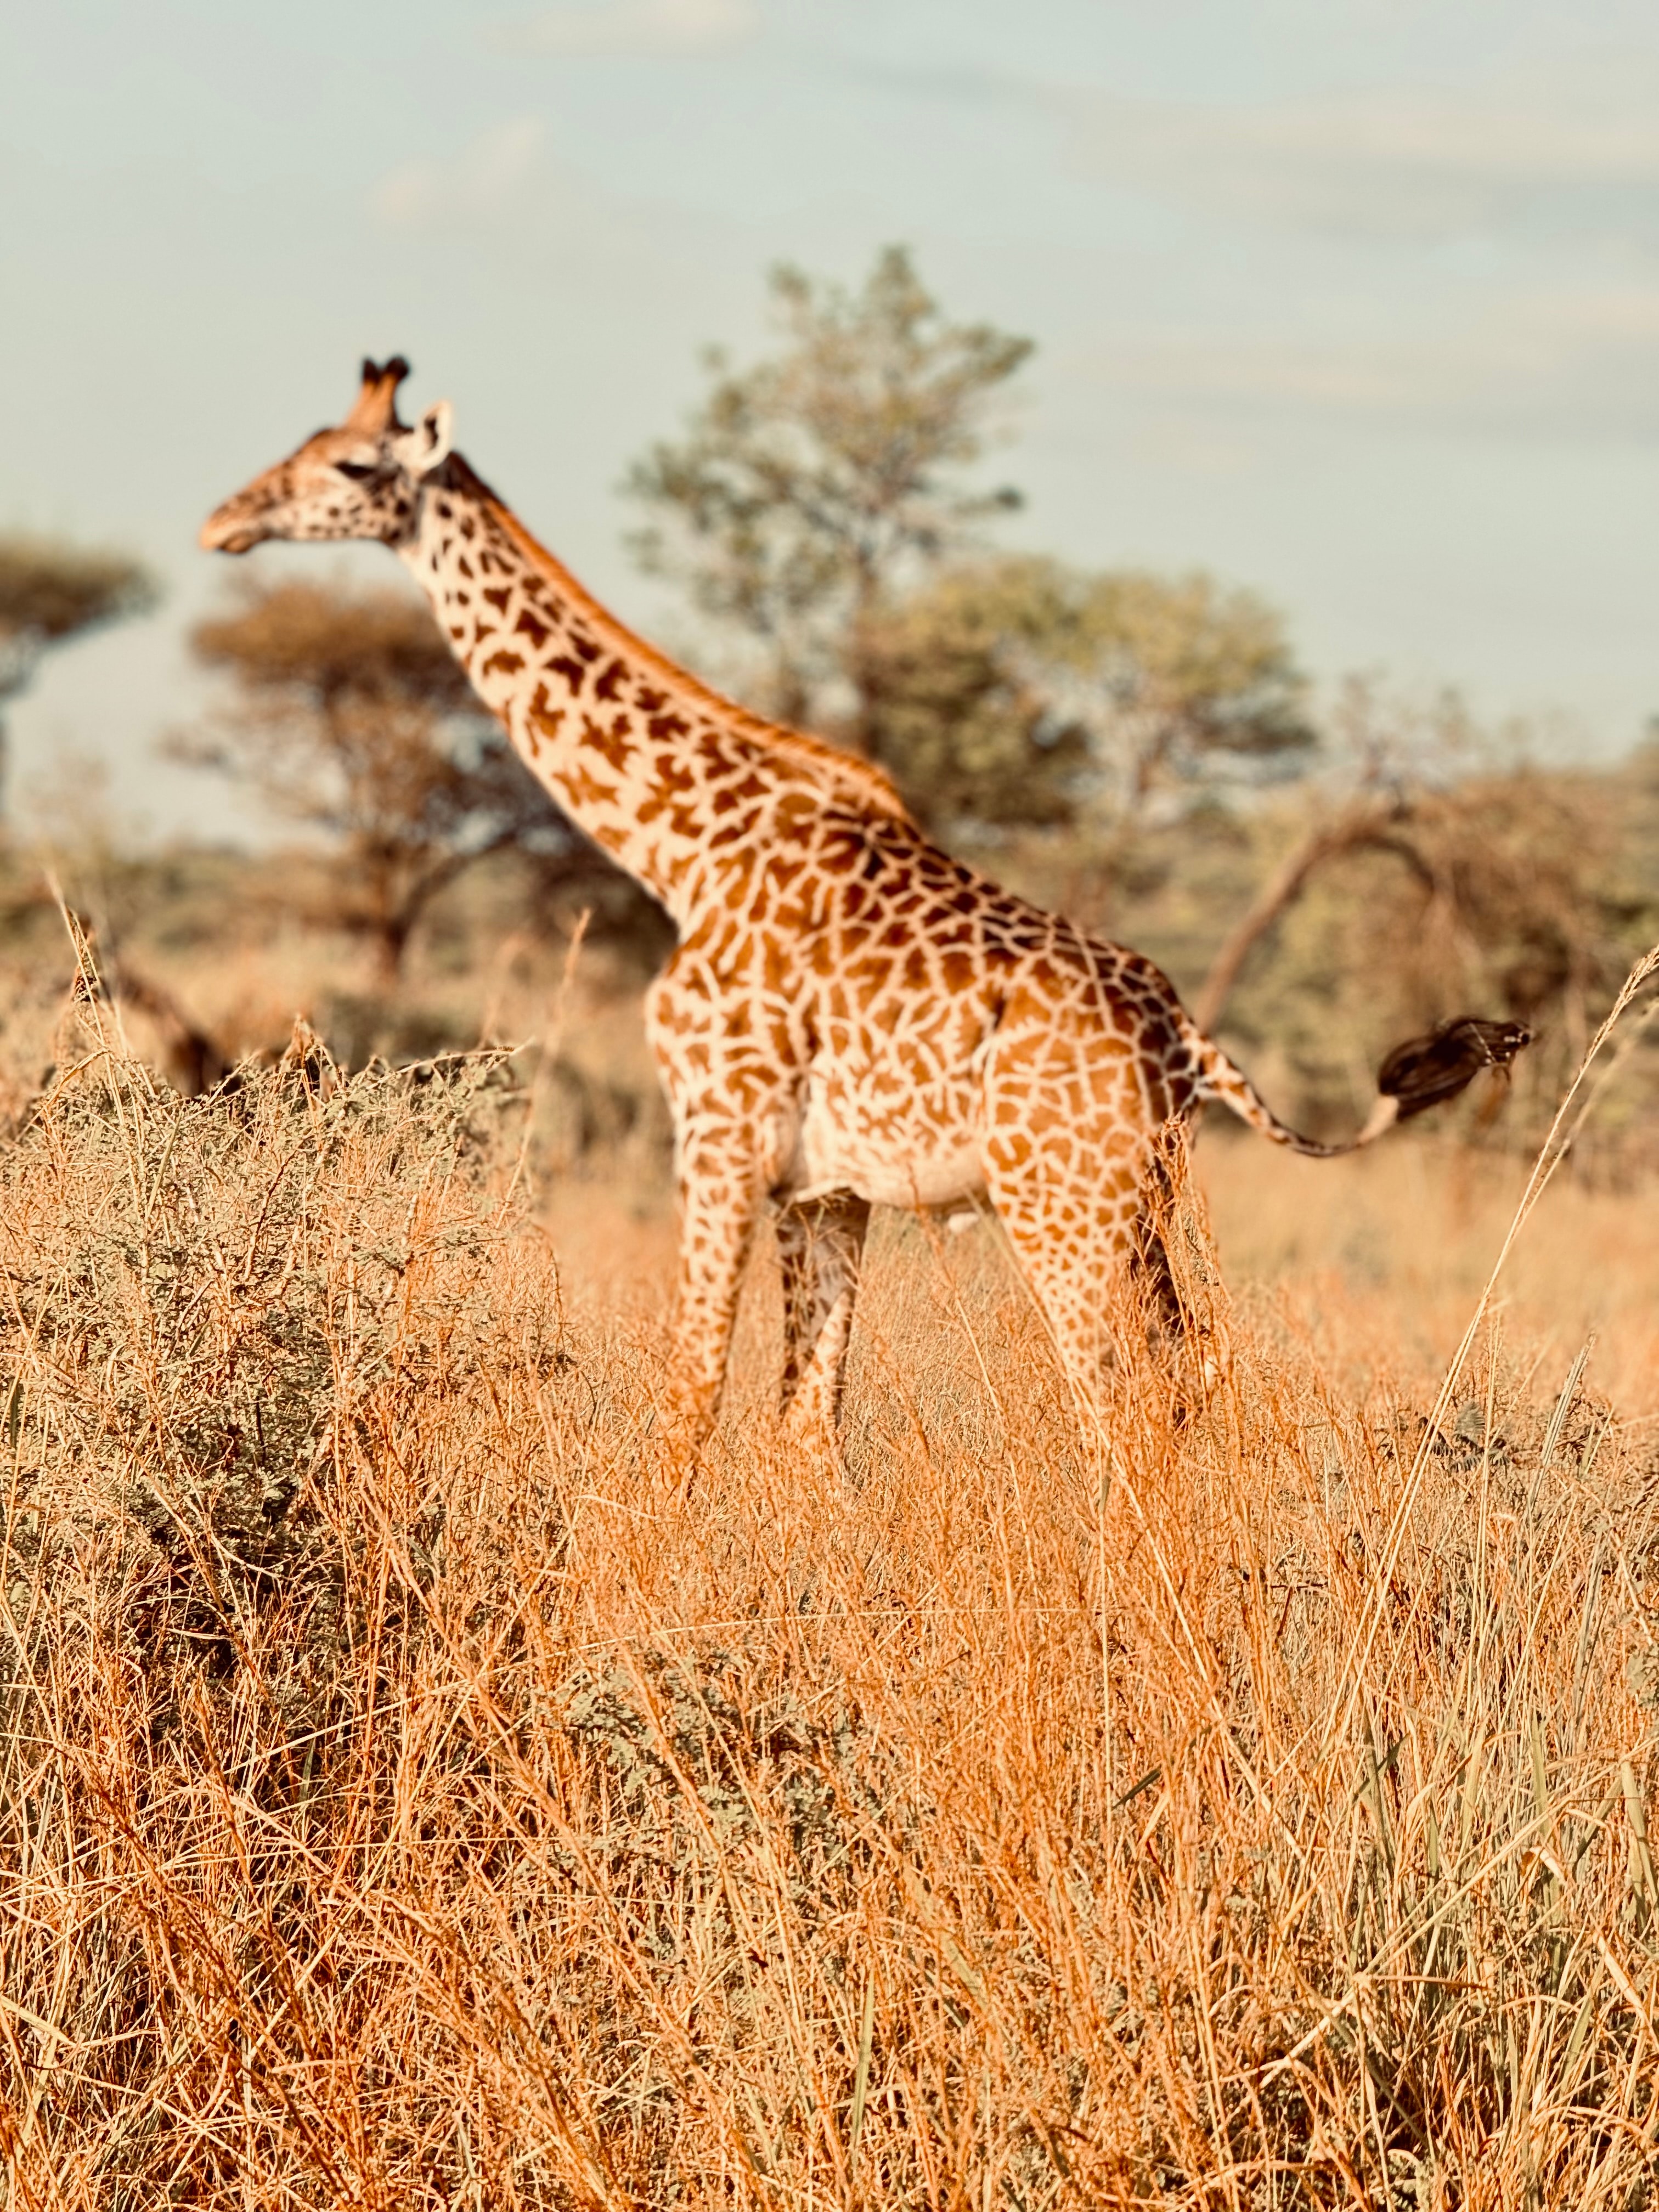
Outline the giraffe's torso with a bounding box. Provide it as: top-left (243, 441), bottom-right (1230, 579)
top-left (647, 798), bottom-right (1205, 1212)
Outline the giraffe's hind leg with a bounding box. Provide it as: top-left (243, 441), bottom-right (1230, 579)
top-left (989, 1174), bottom-right (1213, 1423)
top-left (775, 1192), bottom-right (871, 1444)
top-left (1128, 1217), bottom-right (1212, 1420)
top-left (1128, 1142), bottom-right (1214, 1414)
top-left (986, 1130), bottom-right (1210, 1421)
top-left (983, 1138), bottom-right (1143, 1417)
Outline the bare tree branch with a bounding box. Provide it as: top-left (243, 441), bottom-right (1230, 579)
top-left (1193, 800), bottom-right (1438, 1034)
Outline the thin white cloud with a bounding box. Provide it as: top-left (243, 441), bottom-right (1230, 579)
top-left (1063, 61), bottom-right (1659, 242)
top-left (371, 116), bottom-right (546, 227)
top-left (1089, 281), bottom-right (1659, 439)
top-left (490, 0), bottom-right (759, 58)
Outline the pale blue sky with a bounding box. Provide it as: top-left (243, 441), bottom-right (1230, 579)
top-left (8, 0), bottom-right (1659, 839)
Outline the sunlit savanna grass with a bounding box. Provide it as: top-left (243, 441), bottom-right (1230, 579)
top-left (0, 998), bottom-right (1656, 2208)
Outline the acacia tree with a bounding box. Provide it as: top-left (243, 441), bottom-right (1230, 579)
top-left (854, 556), bottom-right (1315, 836)
top-left (625, 244), bottom-right (1034, 742)
top-left (628, 255), bottom-right (1313, 834)
top-left (849, 557), bottom-right (1088, 831)
top-left (0, 536), bottom-right (157, 800)
top-left (179, 577), bottom-right (577, 984)
top-left (1037, 567), bottom-right (1314, 823)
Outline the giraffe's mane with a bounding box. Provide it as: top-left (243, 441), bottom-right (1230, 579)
top-left (445, 455), bottom-right (913, 824)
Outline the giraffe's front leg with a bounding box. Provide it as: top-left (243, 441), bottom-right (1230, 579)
top-left (667, 1116), bottom-right (768, 1438)
top-left (776, 1192), bottom-right (871, 1446)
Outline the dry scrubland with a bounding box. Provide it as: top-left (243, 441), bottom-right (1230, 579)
top-left (0, 935), bottom-right (1654, 2211)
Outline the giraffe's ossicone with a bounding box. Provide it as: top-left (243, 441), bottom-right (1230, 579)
top-left (202, 358), bottom-right (1530, 1438)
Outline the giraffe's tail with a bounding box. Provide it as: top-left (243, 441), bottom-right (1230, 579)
top-left (1189, 1015), bottom-right (1532, 1158)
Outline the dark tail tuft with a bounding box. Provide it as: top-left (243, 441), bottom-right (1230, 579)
top-left (1376, 1017), bottom-right (1532, 1122)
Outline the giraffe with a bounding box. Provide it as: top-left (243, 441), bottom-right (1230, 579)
top-left (201, 358), bottom-right (1529, 1437)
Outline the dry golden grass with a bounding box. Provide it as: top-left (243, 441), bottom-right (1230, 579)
top-left (1, 967), bottom-right (1657, 2206)
top-left (1198, 1138), bottom-right (1659, 1425)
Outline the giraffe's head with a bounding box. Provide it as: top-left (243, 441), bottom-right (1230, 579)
top-left (200, 357), bottom-right (454, 556)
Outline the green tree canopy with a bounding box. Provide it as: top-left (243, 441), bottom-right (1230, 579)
top-left (1052, 567), bottom-right (1315, 819)
top-left (625, 245), bottom-right (1033, 738)
top-left (855, 558), bottom-right (1088, 832)
top-left (857, 556), bottom-right (1316, 835)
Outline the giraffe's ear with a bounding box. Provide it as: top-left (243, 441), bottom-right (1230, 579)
top-left (393, 400), bottom-right (454, 478)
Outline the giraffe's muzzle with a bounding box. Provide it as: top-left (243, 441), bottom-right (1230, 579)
top-left (199, 504), bottom-right (267, 555)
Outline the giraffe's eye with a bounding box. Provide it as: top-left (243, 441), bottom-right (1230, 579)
top-left (334, 459), bottom-right (380, 482)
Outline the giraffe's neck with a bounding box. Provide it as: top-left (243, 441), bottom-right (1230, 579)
top-left (397, 455), bottom-right (905, 922)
